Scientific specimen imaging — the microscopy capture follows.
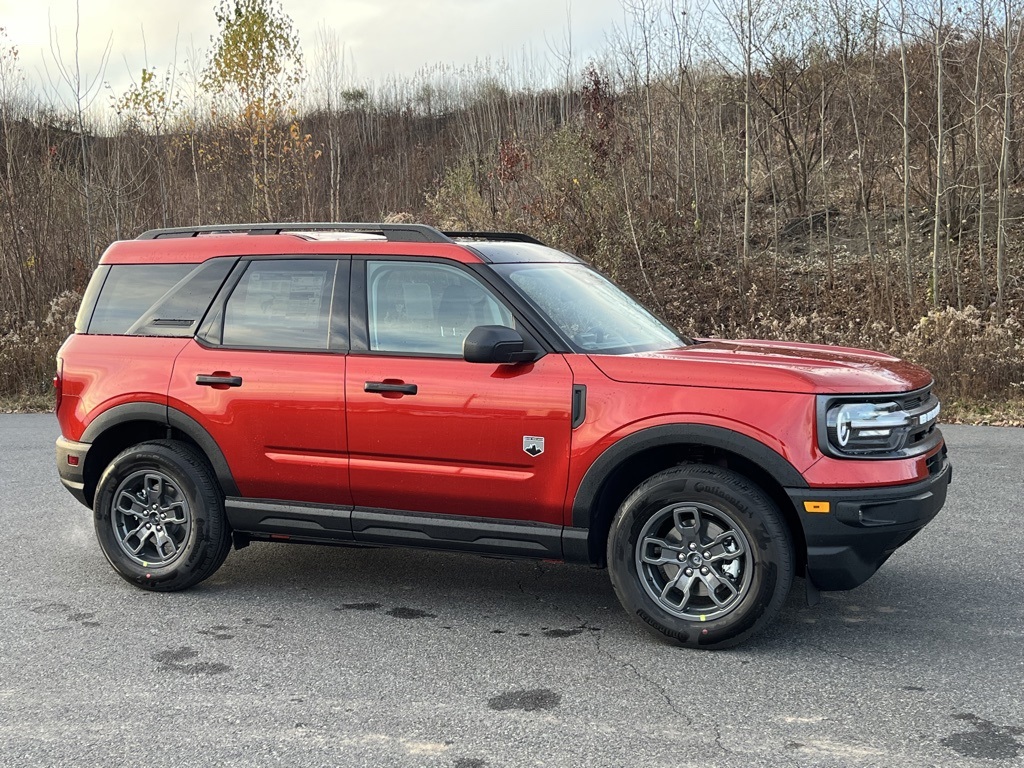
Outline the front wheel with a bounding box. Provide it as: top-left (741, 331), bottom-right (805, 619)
top-left (608, 465), bottom-right (793, 649)
top-left (93, 440), bottom-right (231, 591)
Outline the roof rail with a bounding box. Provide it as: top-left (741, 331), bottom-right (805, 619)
top-left (443, 231), bottom-right (546, 246)
top-left (136, 222), bottom-right (456, 243)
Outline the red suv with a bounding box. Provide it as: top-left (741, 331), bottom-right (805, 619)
top-left (55, 223), bottom-right (951, 648)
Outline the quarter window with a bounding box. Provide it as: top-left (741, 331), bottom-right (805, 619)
top-left (88, 264), bottom-right (194, 334)
top-left (366, 261), bottom-right (513, 355)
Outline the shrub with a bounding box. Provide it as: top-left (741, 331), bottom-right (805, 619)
top-left (0, 291), bottom-right (80, 399)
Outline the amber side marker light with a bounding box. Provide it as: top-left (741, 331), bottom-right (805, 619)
top-left (803, 501), bottom-right (831, 513)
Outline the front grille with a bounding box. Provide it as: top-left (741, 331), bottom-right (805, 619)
top-left (900, 392), bottom-right (927, 410)
top-left (896, 387), bottom-right (940, 450)
top-left (908, 423), bottom-right (937, 447)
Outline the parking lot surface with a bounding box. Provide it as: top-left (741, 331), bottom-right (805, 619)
top-left (1, 415), bottom-right (1021, 767)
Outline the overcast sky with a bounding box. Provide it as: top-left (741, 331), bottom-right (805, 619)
top-left (0, 0), bottom-right (625, 111)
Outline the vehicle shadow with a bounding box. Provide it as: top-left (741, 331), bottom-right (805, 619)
top-left (189, 540), bottom-right (985, 656)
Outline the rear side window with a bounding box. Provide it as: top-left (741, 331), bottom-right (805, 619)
top-left (219, 259), bottom-right (338, 351)
top-left (86, 260), bottom-right (234, 336)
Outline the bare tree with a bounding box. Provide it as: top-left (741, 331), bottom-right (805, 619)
top-left (45, 2), bottom-right (112, 263)
top-left (0, 28), bottom-right (28, 314)
top-left (996, 0), bottom-right (1022, 318)
top-left (973, 0), bottom-right (992, 305)
top-left (930, 0), bottom-right (949, 307)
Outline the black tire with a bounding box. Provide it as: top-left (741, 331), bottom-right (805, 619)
top-left (608, 464), bottom-right (793, 649)
top-left (93, 440), bottom-right (231, 591)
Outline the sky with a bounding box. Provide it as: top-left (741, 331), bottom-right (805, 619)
top-left (0, 0), bottom-right (625, 112)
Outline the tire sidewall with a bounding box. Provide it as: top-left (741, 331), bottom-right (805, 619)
top-left (608, 466), bottom-right (792, 648)
top-left (93, 443), bottom-right (220, 590)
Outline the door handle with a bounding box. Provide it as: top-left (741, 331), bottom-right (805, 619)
top-left (196, 374), bottom-right (243, 387)
top-left (364, 381), bottom-right (417, 395)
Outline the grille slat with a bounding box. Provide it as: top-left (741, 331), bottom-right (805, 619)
top-left (897, 386), bottom-right (940, 449)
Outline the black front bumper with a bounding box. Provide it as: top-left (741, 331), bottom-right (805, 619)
top-left (786, 454), bottom-right (952, 590)
top-left (56, 436), bottom-right (91, 507)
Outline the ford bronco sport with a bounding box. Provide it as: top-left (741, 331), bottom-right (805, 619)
top-left (55, 223), bottom-right (951, 648)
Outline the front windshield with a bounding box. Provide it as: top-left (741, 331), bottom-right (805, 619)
top-left (495, 263), bottom-right (686, 354)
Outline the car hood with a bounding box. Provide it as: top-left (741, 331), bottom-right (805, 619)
top-left (588, 339), bottom-right (933, 395)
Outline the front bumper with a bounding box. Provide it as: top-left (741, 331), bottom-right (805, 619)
top-left (786, 451), bottom-right (952, 590)
top-left (56, 436), bottom-right (91, 507)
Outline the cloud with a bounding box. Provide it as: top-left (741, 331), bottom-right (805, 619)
top-left (1, 0), bottom-right (622, 112)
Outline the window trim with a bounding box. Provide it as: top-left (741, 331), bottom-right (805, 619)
top-left (124, 257), bottom-right (239, 338)
top-left (77, 264), bottom-right (110, 334)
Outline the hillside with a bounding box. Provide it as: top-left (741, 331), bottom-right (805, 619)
top-left (1, 0), bottom-right (1022, 419)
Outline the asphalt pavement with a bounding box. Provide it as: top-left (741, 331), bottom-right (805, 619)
top-left (0, 415), bottom-right (1021, 767)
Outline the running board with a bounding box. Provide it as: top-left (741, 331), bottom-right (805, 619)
top-left (225, 498), bottom-right (569, 560)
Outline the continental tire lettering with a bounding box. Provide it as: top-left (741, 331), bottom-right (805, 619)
top-left (637, 610), bottom-right (690, 644)
top-left (694, 480), bottom-right (743, 509)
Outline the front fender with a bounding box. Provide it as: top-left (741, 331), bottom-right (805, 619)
top-left (570, 422), bottom-right (808, 530)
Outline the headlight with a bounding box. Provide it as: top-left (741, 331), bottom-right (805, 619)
top-left (817, 389), bottom-right (942, 459)
top-left (826, 401), bottom-right (914, 455)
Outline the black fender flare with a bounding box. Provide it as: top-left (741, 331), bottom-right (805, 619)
top-left (80, 402), bottom-right (239, 497)
top-left (570, 423), bottom-right (808, 530)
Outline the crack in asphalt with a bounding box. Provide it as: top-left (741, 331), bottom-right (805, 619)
top-left (515, 569), bottom-right (739, 755)
top-left (713, 722), bottom-right (734, 755)
top-left (514, 568), bottom-right (699, 732)
top-left (592, 628), bottom-right (694, 729)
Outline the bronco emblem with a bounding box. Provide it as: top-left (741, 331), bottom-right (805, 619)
top-left (523, 436), bottom-right (545, 457)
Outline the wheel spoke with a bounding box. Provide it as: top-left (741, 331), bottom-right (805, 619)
top-left (153, 528), bottom-right (179, 559)
top-left (162, 502), bottom-right (188, 526)
top-left (672, 505), bottom-right (702, 543)
top-left (639, 536), bottom-right (685, 566)
top-left (144, 473), bottom-right (165, 507)
top-left (660, 571), bottom-right (697, 611)
top-left (705, 531), bottom-right (747, 562)
top-left (125, 523), bottom-right (153, 555)
top-left (700, 567), bottom-right (739, 607)
top-left (115, 491), bottom-right (147, 520)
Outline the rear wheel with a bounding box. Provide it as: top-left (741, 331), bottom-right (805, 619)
top-left (93, 440), bottom-right (231, 591)
top-left (608, 464), bottom-right (793, 649)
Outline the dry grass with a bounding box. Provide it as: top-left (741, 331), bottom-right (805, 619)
top-left (0, 291), bottom-right (79, 402)
top-left (0, 393), bottom-right (53, 413)
top-left (941, 398), bottom-right (1024, 427)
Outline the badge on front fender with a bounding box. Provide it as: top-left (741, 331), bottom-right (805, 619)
top-left (523, 436), bottom-right (545, 457)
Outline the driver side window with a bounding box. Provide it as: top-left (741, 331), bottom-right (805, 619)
top-left (366, 261), bottom-right (514, 355)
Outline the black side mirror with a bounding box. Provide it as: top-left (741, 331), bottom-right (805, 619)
top-left (463, 326), bottom-right (539, 364)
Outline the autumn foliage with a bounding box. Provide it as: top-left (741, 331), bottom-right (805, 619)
top-left (0, 0), bottom-right (1023, 414)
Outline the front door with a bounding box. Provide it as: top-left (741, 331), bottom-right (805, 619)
top-left (345, 258), bottom-right (573, 525)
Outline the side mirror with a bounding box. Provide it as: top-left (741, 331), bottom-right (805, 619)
top-left (463, 325), bottom-right (539, 364)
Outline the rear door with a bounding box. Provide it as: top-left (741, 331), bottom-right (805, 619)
top-left (168, 257), bottom-right (350, 506)
top-left (345, 257), bottom-right (574, 525)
